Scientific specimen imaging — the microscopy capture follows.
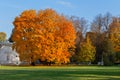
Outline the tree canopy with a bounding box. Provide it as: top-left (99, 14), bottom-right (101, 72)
top-left (11, 9), bottom-right (76, 65)
top-left (0, 32), bottom-right (6, 42)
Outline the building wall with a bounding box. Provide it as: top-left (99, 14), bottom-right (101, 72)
top-left (0, 42), bottom-right (20, 65)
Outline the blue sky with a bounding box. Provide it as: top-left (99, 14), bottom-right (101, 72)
top-left (0, 0), bottom-right (120, 39)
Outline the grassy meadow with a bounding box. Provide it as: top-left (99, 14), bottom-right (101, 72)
top-left (0, 66), bottom-right (120, 80)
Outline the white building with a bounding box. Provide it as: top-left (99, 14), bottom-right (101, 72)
top-left (0, 41), bottom-right (20, 65)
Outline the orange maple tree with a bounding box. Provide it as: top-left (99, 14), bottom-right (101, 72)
top-left (11, 9), bottom-right (76, 64)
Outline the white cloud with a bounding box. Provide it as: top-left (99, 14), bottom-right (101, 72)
top-left (57, 1), bottom-right (73, 8)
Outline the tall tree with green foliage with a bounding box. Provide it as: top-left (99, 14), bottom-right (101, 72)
top-left (102, 38), bottom-right (115, 65)
top-left (74, 36), bottom-right (96, 63)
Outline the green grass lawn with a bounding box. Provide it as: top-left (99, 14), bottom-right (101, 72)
top-left (0, 66), bottom-right (120, 80)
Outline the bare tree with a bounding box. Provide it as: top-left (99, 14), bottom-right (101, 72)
top-left (91, 13), bottom-right (112, 33)
top-left (70, 16), bottom-right (88, 35)
top-left (90, 13), bottom-right (113, 63)
top-left (103, 12), bottom-right (112, 32)
top-left (91, 14), bottom-right (103, 33)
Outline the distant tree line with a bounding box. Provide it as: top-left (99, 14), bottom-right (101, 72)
top-left (70, 13), bottom-right (120, 65)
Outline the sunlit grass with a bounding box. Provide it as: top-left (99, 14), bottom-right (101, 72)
top-left (0, 66), bottom-right (120, 80)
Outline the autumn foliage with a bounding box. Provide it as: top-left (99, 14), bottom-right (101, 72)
top-left (11, 9), bottom-right (76, 64)
top-left (109, 18), bottom-right (120, 52)
top-left (0, 32), bottom-right (6, 42)
top-left (79, 36), bottom-right (96, 62)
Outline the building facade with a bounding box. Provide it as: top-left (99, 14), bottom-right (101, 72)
top-left (0, 41), bottom-right (20, 65)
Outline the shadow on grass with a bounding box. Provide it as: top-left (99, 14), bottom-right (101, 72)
top-left (0, 67), bottom-right (120, 80)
